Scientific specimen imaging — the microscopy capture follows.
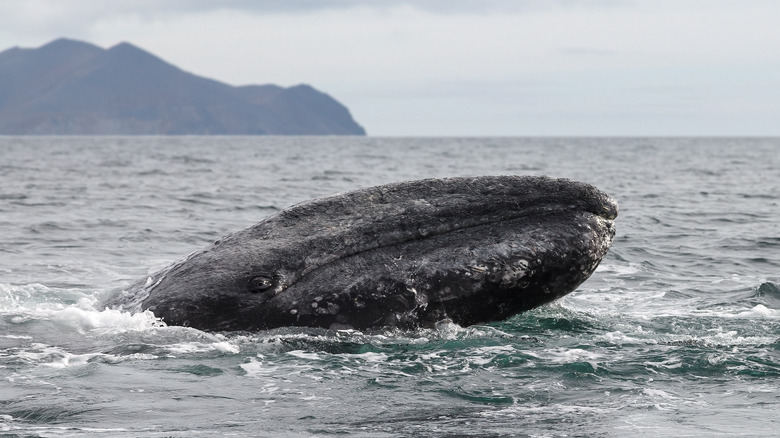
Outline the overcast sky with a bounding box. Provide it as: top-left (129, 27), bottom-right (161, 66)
top-left (1, 0), bottom-right (779, 136)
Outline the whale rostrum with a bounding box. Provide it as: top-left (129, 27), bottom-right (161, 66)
top-left (103, 175), bottom-right (618, 331)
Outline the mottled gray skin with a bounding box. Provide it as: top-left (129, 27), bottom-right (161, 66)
top-left (103, 176), bottom-right (618, 332)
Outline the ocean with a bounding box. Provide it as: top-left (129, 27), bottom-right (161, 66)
top-left (1, 136), bottom-right (778, 437)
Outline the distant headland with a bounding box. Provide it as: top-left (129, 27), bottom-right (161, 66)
top-left (0, 38), bottom-right (366, 135)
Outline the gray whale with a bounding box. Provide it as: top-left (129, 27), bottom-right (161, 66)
top-left (103, 176), bottom-right (618, 331)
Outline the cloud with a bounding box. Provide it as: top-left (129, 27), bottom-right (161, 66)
top-left (558, 47), bottom-right (616, 56)
top-left (0, 0), bottom-right (637, 47)
top-left (1, 0), bottom-right (780, 135)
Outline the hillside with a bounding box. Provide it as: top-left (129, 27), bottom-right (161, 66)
top-left (0, 38), bottom-right (366, 135)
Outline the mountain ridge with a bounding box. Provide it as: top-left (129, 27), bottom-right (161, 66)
top-left (0, 38), bottom-right (366, 135)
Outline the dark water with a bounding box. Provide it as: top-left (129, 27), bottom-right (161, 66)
top-left (1, 137), bottom-right (778, 437)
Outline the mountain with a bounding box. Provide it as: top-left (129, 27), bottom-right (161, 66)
top-left (0, 38), bottom-right (366, 135)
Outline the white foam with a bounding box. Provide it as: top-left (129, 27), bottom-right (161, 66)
top-left (0, 283), bottom-right (50, 308)
top-left (348, 352), bottom-right (389, 363)
top-left (1, 282), bottom-right (169, 334)
top-left (240, 357), bottom-right (279, 378)
top-left (733, 304), bottom-right (778, 318)
top-left (10, 341), bottom-right (159, 368)
top-left (480, 403), bottom-right (611, 419)
top-left (642, 388), bottom-right (676, 399)
top-left (434, 318), bottom-right (466, 339)
top-left (644, 357), bottom-right (683, 370)
top-left (564, 287), bottom-right (780, 322)
top-left (165, 339), bottom-right (241, 355)
top-left (42, 352), bottom-right (103, 369)
top-left (15, 343), bottom-right (70, 364)
top-left (529, 347), bottom-right (603, 365)
top-left (287, 350), bottom-right (323, 360)
top-left (212, 341), bottom-right (240, 354)
top-left (600, 330), bottom-right (644, 345)
top-left (474, 345), bottom-right (516, 355)
top-left (52, 306), bottom-right (165, 333)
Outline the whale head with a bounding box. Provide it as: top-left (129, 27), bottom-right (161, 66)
top-left (104, 176), bottom-right (618, 331)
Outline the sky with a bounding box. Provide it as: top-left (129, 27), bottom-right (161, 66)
top-left (1, 0), bottom-right (779, 136)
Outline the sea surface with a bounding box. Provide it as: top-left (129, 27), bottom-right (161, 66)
top-left (1, 137), bottom-right (778, 437)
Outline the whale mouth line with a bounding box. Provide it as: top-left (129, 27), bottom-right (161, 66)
top-left (256, 210), bottom-right (616, 319)
top-left (144, 202), bottom-right (616, 304)
top-left (279, 206), bottom-right (615, 297)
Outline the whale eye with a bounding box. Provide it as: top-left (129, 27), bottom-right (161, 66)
top-left (248, 275), bottom-right (274, 293)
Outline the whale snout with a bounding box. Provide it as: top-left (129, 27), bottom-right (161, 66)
top-left (105, 175), bottom-right (619, 332)
top-left (600, 193), bottom-right (619, 221)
